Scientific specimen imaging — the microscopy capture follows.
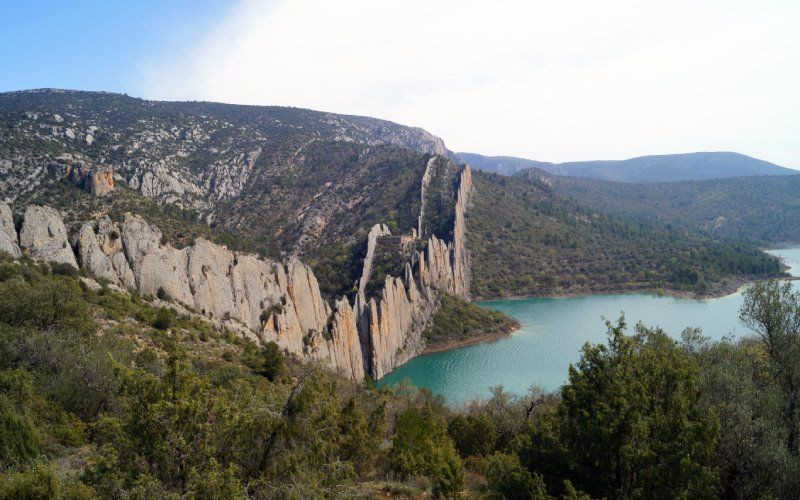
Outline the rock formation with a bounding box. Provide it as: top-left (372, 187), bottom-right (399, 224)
top-left (0, 202), bottom-right (20, 258)
top-left (0, 162), bottom-right (474, 381)
top-left (48, 162), bottom-right (115, 196)
top-left (19, 205), bottom-right (77, 267)
top-left (358, 165), bottom-right (474, 377)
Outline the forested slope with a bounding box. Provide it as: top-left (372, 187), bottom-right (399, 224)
top-left (1, 255), bottom-right (798, 497)
top-left (468, 172), bottom-right (782, 299)
top-left (550, 172), bottom-right (800, 245)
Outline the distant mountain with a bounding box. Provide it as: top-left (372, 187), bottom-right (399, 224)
top-left (454, 153), bottom-right (552, 176)
top-left (457, 151), bottom-right (797, 182)
top-left (546, 172), bottom-right (800, 246)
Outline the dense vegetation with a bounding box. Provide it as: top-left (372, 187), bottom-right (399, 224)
top-left (468, 171), bottom-right (783, 299)
top-left (550, 172), bottom-right (800, 245)
top-left (461, 151), bottom-right (794, 182)
top-left (423, 292), bottom-right (520, 351)
top-left (2, 251), bottom-right (799, 497)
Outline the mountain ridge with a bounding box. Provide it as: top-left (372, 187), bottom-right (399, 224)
top-left (457, 151), bottom-right (796, 182)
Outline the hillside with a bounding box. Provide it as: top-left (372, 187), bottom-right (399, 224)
top-left (549, 173), bottom-right (800, 245)
top-left (3, 248), bottom-right (798, 498)
top-left (0, 90), bottom-right (464, 299)
top-left (1, 89), bottom-right (786, 306)
top-left (458, 151), bottom-right (796, 182)
top-left (467, 171), bottom-right (782, 299)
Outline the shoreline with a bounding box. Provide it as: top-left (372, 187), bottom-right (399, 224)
top-left (401, 249), bottom-right (800, 366)
top-left (422, 326), bottom-right (519, 355)
top-left (474, 275), bottom-right (799, 304)
top-left (420, 276), bottom-right (796, 357)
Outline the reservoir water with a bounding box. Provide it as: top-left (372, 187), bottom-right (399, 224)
top-left (378, 247), bottom-right (800, 405)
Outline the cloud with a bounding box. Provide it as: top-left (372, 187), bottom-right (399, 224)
top-left (139, 0), bottom-right (800, 167)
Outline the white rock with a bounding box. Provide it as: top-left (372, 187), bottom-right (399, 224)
top-left (18, 206), bottom-right (77, 267)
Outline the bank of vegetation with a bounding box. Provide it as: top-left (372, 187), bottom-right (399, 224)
top-left (1, 250), bottom-right (799, 497)
top-left (423, 292), bottom-right (519, 353)
top-left (468, 172), bottom-right (783, 300)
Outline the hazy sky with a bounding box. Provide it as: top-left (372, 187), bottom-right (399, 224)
top-left (2, 1), bottom-right (798, 167)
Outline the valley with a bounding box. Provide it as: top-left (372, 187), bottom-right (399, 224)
top-left (2, 89), bottom-right (800, 497)
top-left (380, 246), bottom-right (800, 404)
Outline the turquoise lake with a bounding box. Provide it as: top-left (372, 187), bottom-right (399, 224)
top-left (378, 247), bottom-right (800, 405)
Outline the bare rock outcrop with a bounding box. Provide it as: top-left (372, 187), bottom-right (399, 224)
top-left (0, 202), bottom-right (20, 258)
top-left (48, 162), bottom-right (115, 196)
top-left (87, 168), bottom-right (115, 196)
top-left (0, 163), bottom-right (472, 381)
top-left (364, 276), bottom-right (433, 378)
top-left (94, 213), bottom-right (364, 378)
top-left (362, 165), bottom-right (473, 377)
top-left (358, 224), bottom-right (391, 296)
top-left (120, 214), bottom-right (194, 305)
top-left (74, 217), bottom-right (135, 288)
top-left (19, 205), bottom-right (77, 267)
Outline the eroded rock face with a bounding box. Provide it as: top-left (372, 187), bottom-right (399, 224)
top-left (87, 168), bottom-right (115, 196)
top-left (47, 162), bottom-right (115, 197)
top-left (74, 217), bottom-right (135, 288)
top-left (361, 165), bottom-right (473, 378)
top-left (0, 202), bottom-right (21, 258)
top-left (19, 205), bottom-right (77, 267)
top-left (1, 163), bottom-right (473, 381)
top-left (102, 214), bottom-right (363, 378)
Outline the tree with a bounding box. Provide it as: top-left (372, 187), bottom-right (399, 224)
top-left (389, 404), bottom-right (463, 497)
top-left (740, 280), bottom-right (800, 456)
top-left (448, 413), bottom-right (497, 457)
top-left (485, 452), bottom-right (548, 500)
top-left (689, 334), bottom-right (798, 498)
top-left (261, 341), bottom-right (285, 381)
top-left (152, 307), bottom-right (174, 330)
top-left (556, 317), bottom-right (719, 498)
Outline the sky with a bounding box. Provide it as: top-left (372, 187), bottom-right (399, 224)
top-left (1, 0), bottom-right (798, 167)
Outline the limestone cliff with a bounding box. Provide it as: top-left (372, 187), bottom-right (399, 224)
top-left (0, 162), bottom-right (474, 381)
top-left (0, 202), bottom-right (20, 258)
top-left (360, 165), bottom-right (474, 377)
top-left (3, 202), bottom-right (365, 379)
top-left (47, 161), bottom-right (115, 196)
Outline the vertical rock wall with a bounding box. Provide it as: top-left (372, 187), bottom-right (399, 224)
top-left (361, 165), bottom-right (473, 378)
top-left (0, 161), bottom-right (473, 381)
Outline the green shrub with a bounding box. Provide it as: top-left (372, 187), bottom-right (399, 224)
top-left (0, 276), bottom-right (92, 334)
top-left (485, 452), bottom-right (547, 500)
top-left (0, 397), bottom-right (40, 469)
top-left (50, 262), bottom-right (78, 277)
top-left (261, 342), bottom-right (284, 381)
top-left (152, 307), bottom-right (174, 330)
top-left (389, 405), bottom-right (463, 492)
top-left (0, 464), bottom-right (58, 499)
top-left (447, 413), bottom-right (497, 457)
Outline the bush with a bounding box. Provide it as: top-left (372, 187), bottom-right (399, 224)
top-left (389, 405), bottom-right (463, 494)
top-left (448, 413), bottom-right (497, 457)
top-left (0, 275), bottom-right (92, 334)
top-left (485, 452), bottom-right (547, 500)
top-left (430, 444), bottom-right (464, 499)
top-left (152, 307), bottom-right (174, 330)
top-left (261, 342), bottom-right (284, 381)
top-left (0, 396), bottom-right (40, 469)
top-left (50, 262), bottom-right (78, 277)
top-left (0, 464), bottom-right (59, 499)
